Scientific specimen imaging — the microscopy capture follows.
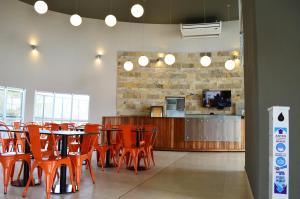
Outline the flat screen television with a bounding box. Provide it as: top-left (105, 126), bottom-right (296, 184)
top-left (202, 90), bottom-right (231, 109)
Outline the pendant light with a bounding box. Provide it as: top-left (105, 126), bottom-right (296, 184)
top-left (34, 0), bottom-right (48, 14)
top-left (138, 9), bottom-right (149, 67)
top-left (124, 0), bottom-right (134, 71)
top-left (131, 4), bottom-right (144, 18)
top-left (105, 0), bottom-right (117, 27)
top-left (138, 56), bottom-right (149, 67)
top-left (124, 61), bottom-right (134, 71)
top-left (70, 0), bottom-right (82, 26)
top-left (163, 0), bottom-right (175, 66)
top-left (199, 0), bottom-right (212, 67)
top-left (224, 4), bottom-right (236, 71)
top-left (164, 54), bottom-right (176, 65)
top-left (225, 59), bottom-right (235, 71)
top-left (200, 55), bottom-right (212, 67)
top-left (105, 15), bottom-right (117, 27)
top-left (70, 14), bottom-right (82, 26)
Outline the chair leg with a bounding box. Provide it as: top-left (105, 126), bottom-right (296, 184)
top-left (38, 167), bottom-right (43, 184)
top-left (151, 149), bottom-right (155, 166)
top-left (2, 162), bottom-right (13, 194)
top-left (117, 151), bottom-right (126, 173)
top-left (100, 150), bottom-right (106, 170)
top-left (66, 162), bottom-right (76, 193)
top-left (16, 161), bottom-right (25, 181)
top-left (44, 171), bottom-right (56, 199)
top-left (75, 158), bottom-right (82, 191)
top-left (22, 163), bottom-right (37, 197)
top-left (87, 159), bottom-right (95, 184)
top-left (133, 153), bottom-right (138, 175)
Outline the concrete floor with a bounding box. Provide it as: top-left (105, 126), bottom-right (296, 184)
top-left (0, 151), bottom-right (253, 199)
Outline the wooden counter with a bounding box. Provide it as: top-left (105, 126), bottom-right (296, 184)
top-left (102, 116), bottom-right (245, 152)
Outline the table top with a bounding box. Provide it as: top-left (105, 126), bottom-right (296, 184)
top-left (0, 128), bottom-right (99, 135)
top-left (40, 130), bottom-right (99, 136)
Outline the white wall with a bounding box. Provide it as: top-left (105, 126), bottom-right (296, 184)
top-left (0, 0), bottom-right (240, 123)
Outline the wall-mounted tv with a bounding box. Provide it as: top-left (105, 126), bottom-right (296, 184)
top-left (202, 90), bottom-right (231, 109)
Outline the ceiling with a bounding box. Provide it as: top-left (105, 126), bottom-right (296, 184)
top-left (19, 0), bottom-right (239, 24)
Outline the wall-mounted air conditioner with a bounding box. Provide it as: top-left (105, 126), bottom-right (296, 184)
top-left (180, 22), bottom-right (222, 38)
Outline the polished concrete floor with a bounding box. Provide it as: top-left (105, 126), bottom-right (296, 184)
top-left (0, 151), bottom-right (253, 199)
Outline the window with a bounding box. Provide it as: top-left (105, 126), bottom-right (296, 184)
top-left (34, 91), bottom-right (90, 124)
top-left (0, 86), bottom-right (26, 124)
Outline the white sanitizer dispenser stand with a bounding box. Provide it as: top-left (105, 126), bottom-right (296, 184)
top-left (268, 106), bottom-right (290, 199)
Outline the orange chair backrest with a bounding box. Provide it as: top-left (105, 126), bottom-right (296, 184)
top-left (26, 124), bottom-right (43, 161)
top-left (49, 123), bottom-right (60, 131)
top-left (143, 124), bottom-right (154, 146)
top-left (13, 121), bottom-right (21, 129)
top-left (105, 123), bottom-right (112, 129)
top-left (61, 123), bottom-right (75, 131)
top-left (120, 124), bottom-right (135, 148)
top-left (0, 123), bottom-right (12, 139)
top-left (82, 124), bottom-right (99, 154)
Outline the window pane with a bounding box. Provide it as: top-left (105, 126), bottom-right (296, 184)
top-left (62, 95), bottom-right (72, 120)
top-left (54, 95), bottom-right (63, 119)
top-left (44, 95), bottom-right (54, 118)
top-left (0, 88), bottom-right (4, 117)
top-left (34, 94), bottom-right (44, 118)
top-left (72, 95), bottom-right (89, 121)
top-left (6, 89), bottom-right (22, 118)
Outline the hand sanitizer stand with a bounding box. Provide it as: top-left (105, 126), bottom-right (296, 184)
top-left (268, 106), bottom-right (290, 199)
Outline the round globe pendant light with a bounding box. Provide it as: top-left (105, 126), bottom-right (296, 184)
top-left (105, 15), bottom-right (117, 27)
top-left (124, 61), bottom-right (134, 71)
top-left (34, 1), bottom-right (48, 14)
top-left (200, 55), bottom-right (212, 67)
top-left (70, 14), bottom-right (82, 26)
top-left (138, 56), bottom-right (149, 67)
top-left (164, 54), bottom-right (176, 65)
top-left (225, 59), bottom-right (236, 71)
top-left (131, 4), bottom-right (144, 18)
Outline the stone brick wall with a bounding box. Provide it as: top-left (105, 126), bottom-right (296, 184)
top-left (117, 51), bottom-right (244, 116)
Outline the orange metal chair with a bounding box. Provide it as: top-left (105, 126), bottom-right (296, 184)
top-left (0, 123), bottom-right (15, 152)
top-left (117, 124), bottom-right (148, 175)
top-left (94, 123), bottom-right (118, 170)
top-left (22, 125), bottom-right (76, 199)
top-left (61, 123), bottom-right (80, 153)
top-left (143, 125), bottom-right (157, 167)
top-left (0, 123), bottom-right (31, 194)
top-left (68, 124), bottom-right (99, 191)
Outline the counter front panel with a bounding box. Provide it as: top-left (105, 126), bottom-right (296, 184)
top-left (102, 115), bottom-right (245, 152)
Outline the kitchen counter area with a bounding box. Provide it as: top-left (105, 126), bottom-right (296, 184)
top-left (102, 115), bottom-right (245, 152)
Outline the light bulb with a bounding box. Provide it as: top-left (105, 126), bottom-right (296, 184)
top-left (138, 56), bottom-right (149, 67)
top-left (124, 61), bottom-right (134, 71)
top-left (131, 4), bottom-right (144, 18)
top-left (34, 1), bottom-right (48, 14)
top-left (225, 59), bottom-right (236, 71)
top-left (200, 55), bottom-right (212, 67)
top-left (70, 14), bottom-right (82, 26)
top-left (105, 15), bottom-right (117, 27)
top-left (164, 54), bottom-right (176, 65)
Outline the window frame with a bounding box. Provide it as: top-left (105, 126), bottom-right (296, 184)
top-left (0, 86), bottom-right (26, 124)
top-left (33, 90), bottom-right (90, 124)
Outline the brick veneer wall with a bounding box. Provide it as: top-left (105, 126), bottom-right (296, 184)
top-left (117, 51), bottom-right (244, 116)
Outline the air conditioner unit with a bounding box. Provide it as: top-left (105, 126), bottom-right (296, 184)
top-left (180, 22), bottom-right (222, 38)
